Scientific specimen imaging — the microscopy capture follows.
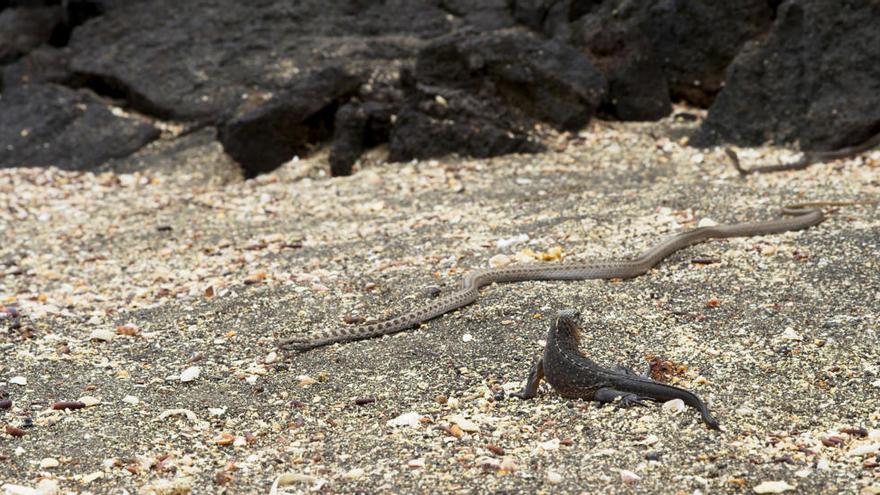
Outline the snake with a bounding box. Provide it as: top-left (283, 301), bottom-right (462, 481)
top-left (279, 203), bottom-right (854, 352)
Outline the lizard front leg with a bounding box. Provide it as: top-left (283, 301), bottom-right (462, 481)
top-left (511, 357), bottom-right (544, 399)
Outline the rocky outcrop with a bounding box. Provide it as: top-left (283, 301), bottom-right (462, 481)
top-left (0, 84), bottom-right (159, 170)
top-left (217, 67), bottom-right (362, 178)
top-left (701, 0), bottom-right (880, 151)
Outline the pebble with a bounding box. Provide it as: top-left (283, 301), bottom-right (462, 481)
top-left (407, 458), bottom-right (425, 469)
top-left (2, 481), bottom-right (60, 495)
top-left (39, 457), bottom-right (59, 469)
top-left (781, 327), bottom-right (802, 341)
top-left (81, 472), bottom-right (103, 483)
top-left (214, 432), bottom-right (235, 446)
top-left (662, 399), bottom-right (685, 415)
top-left (849, 443), bottom-right (880, 456)
top-left (636, 434), bottom-right (659, 446)
top-left (89, 328), bottom-right (116, 341)
top-left (9, 376), bottom-right (26, 386)
top-left (0, 399), bottom-right (11, 409)
top-left (387, 412), bottom-right (423, 428)
top-left (343, 468), bottom-right (365, 480)
top-left (499, 457), bottom-right (518, 473)
top-left (546, 470), bottom-right (562, 485)
top-left (753, 480), bottom-right (795, 493)
top-left (52, 400), bottom-right (85, 410)
top-left (496, 234), bottom-right (529, 248)
top-left (78, 396), bottom-right (101, 407)
top-left (179, 366), bottom-right (201, 382)
top-left (158, 408), bottom-right (198, 422)
top-left (461, 333), bottom-right (473, 343)
top-left (488, 254), bottom-right (511, 268)
top-left (539, 438), bottom-right (560, 451)
top-left (265, 351), bottom-right (279, 364)
top-left (5, 425), bottom-right (25, 437)
top-left (297, 375), bottom-right (317, 386)
top-left (450, 415), bottom-right (479, 433)
top-left (121, 395), bottom-right (140, 405)
top-left (619, 470), bottom-right (640, 483)
top-left (697, 218), bottom-right (718, 227)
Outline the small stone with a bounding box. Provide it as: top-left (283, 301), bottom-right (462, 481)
top-left (761, 244), bottom-right (779, 256)
top-left (273, 473), bottom-right (316, 486)
top-left (636, 434), bottom-right (659, 446)
top-left (662, 399), bottom-right (685, 415)
top-left (5, 425), bottom-right (25, 437)
top-left (435, 395), bottom-right (447, 405)
top-left (81, 471), bottom-right (104, 483)
top-left (52, 400), bottom-right (86, 410)
top-left (496, 234), bottom-right (529, 248)
top-left (180, 366), bottom-right (201, 382)
top-left (297, 375), bottom-right (317, 387)
top-left (539, 438), bottom-right (560, 451)
top-left (753, 480), bottom-right (795, 493)
top-left (387, 412), bottom-right (423, 428)
top-left (9, 376), bottom-right (26, 386)
top-left (407, 458), bottom-right (425, 468)
top-left (214, 432), bottom-right (235, 446)
top-left (485, 444), bottom-right (505, 456)
top-left (546, 470), bottom-right (562, 485)
top-left (450, 415), bottom-right (479, 433)
top-left (781, 327), bottom-right (802, 341)
top-left (343, 468), bottom-right (365, 480)
top-left (461, 333), bottom-right (473, 343)
top-left (849, 443), bottom-right (880, 456)
top-left (265, 351), bottom-right (279, 364)
top-left (158, 408), bottom-right (198, 422)
top-left (499, 457), bottom-right (517, 472)
top-left (122, 395), bottom-right (140, 405)
top-left (619, 470), bottom-right (640, 484)
top-left (443, 424), bottom-right (464, 438)
top-left (541, 246), bottom-right (563, 261)
top-left (488, 254), bottom-right (511, 268)
top-left (697, 218), bottom-right (718, 228)
top-left (89, 329), bottom-right (116, 341)
top-left (78, 396), bottom-right (101, 407)
top-left (36, 479), bottom-right (60, 495)
top-left (115, 324), bottom-right (139, 336)
top-left (39, 457), bottom-right (59, 468)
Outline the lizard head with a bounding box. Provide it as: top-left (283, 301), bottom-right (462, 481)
top-left (553, 309), bottom-right (583, 344)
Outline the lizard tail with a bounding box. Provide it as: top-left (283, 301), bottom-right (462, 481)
top-left (614, 378), bottom-right (720, 430)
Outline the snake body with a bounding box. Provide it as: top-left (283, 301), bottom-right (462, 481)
top-left (280, 206), bottom-right (826, 351)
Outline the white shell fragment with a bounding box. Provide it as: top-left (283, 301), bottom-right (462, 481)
top-left (753, 480), bottom-right (795, 493)
top-left (179, 366), bottom-right (201, 382)
top-left (387, 412), bottom-right (423, 428)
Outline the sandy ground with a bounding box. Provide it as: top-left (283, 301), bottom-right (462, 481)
top-left (1, 116), bottom-right (879, 494)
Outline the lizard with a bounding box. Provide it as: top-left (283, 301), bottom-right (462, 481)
top-left (512, 309), bottom-right (720, 430)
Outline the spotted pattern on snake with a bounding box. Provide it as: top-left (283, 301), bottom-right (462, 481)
top-left (280, 206), bottom-right (827, 352)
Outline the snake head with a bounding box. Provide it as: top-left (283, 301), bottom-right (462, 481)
top-left (553, 309), bottom-right (583, 343)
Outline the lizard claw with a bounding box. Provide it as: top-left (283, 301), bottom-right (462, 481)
top-left (617, 394), bottom-right (652, 408)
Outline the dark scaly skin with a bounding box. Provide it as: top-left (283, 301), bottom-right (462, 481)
top-left (513, 309), bottom-right (720, 430)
